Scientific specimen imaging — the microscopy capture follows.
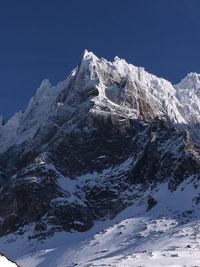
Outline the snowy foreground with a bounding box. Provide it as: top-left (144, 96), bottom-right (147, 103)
top-left (0, 254), bottom-right (18, 266)
top-left (1, 181), bottom-right (200, 267)
top-left (17, 217), bottom-right (200, 267)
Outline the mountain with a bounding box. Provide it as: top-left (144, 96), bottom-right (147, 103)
top-left (0, 50), bottom-right (200, 266)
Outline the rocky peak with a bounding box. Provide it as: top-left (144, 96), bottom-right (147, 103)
top-left (1, 50), bottom-right (200, 154)
top-left (80, 49), bottom-right (99, 62)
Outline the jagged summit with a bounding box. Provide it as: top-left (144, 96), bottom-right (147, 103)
top-left (1, 51), bottom-right (200, 153)
top-left (80, 49), bottom-right (99, 61)
top-left (175, 72), bottom-right (200, 90)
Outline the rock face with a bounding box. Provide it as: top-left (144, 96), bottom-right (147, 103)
top-left (0, 50), bottom-right (200, 238)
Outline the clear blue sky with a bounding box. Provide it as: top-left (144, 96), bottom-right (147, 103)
top-left (1, 0), bottom-right (200, 118)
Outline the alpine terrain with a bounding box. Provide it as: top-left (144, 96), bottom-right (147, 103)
top-left (0, 50), bottom-right (200, 266)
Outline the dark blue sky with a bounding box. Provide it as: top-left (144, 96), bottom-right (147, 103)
top-left (1, 0), bottom-right (200, 118)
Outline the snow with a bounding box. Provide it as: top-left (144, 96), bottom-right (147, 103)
top-left (14, 212), bottom-right (200, 267)
top-left (0, 176), bottom-right (199, 267)
top-left (0, 254), bottom-right (18, 266)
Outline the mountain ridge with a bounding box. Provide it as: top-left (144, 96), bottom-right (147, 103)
top-left (1, 50), bottom-right (200, 135)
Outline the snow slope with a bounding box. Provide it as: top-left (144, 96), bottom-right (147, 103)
top-left (0, 177), bottom-right (200, 267)
top-left (0, 254), bottom-right (19, 266)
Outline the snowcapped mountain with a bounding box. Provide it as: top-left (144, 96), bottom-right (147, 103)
top-left (0, 50), bottom-right (200, 266)
top-left (0, 49), bottom-right (199, 151)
